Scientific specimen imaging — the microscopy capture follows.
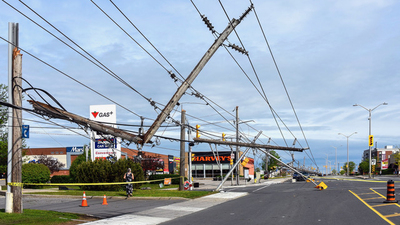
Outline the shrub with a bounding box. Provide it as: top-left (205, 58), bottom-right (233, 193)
top-left (69, 152), bottom-right (88, 182)
top-left (75, 158), bottom-right (144, 191)
top-left (50, 175), bottom-right (73, 183)
top-left (22, 163), bottom-right (50, 188)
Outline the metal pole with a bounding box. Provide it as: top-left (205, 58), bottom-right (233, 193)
top-left (189, 142), bottom-right (193, 189)
top-left (216, 147), bottom-right (251, 191)
top-left (179, 110), bottom-right (186, 191)
top-left (235, 106), bottom-right (239, 185)
top-left (353, 103), bottom-right (388, 178)
top-left (347, 137), bottom-right (349, 176)
top-left (368, 110), bottom-right (372, 178)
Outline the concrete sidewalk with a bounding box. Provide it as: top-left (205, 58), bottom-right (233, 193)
top-left (81, 177), bottom-right (290, 225)
top-left (191, 177), bottom-right (291, 191)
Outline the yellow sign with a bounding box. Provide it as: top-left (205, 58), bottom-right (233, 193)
top-left (369, 135), bottom-right (374, 147)
top-left (164, 178), bottom-right (172, 185)
top-left (241, 157), bottom-right (249, 166)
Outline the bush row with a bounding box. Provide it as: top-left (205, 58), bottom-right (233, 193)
top-left (75, 158), bottom-right (144, 191)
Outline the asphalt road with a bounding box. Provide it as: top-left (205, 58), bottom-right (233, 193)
top-left (161, 177), bottom-right (400, 225)
top-left (2, 176), bottom-right (400, 224)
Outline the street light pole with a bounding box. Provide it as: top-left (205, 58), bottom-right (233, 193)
top-left (353, 102), bottom-right (388, 178)
top-left (338, 132), bottom-right (357, 176)
top-left (331, 146), bottom-right (339, 175)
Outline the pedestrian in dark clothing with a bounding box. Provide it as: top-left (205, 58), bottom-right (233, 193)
top-left (123, 168), bottom-right (134, 197)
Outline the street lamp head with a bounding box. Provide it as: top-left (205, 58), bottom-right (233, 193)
top-left (383, 102), bottom-right (388, 105)
top-left (353, 104), bottom-right (358, 107)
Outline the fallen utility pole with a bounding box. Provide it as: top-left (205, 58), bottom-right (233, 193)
top-left (193, 137), bottom-right (308, 152)
top-left (142, 5), bottom-right (253, 144)
top-left (215, 145), bottom-right (315, 192)
top-left (28, 100), bottom-right (142, 144)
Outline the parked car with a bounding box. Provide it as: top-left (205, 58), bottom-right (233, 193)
top-left (293, 172), bottom-right (309, 181)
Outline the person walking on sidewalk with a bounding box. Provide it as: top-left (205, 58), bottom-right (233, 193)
top-left (124, 168), bottom-right (134, 197)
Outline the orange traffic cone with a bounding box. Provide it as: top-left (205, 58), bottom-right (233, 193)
top-left (102, 195), bottom-right (108, 205)
top-left (80, 192), bottom-right (89, 207)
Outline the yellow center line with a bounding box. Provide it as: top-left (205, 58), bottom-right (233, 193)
top-left (349, 190), bottom-right (395, 225)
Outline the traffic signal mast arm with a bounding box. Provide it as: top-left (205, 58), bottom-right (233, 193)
top-left (142, 5), bottom-right (253, 144)
top-left (28, 100), bottom-right (143, 144)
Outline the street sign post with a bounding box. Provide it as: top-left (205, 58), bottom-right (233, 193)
top-left (22, 125), bottom-right (29, 138)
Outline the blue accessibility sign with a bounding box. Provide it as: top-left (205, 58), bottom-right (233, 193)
top-left (22, 125), bottom-right (29, 138)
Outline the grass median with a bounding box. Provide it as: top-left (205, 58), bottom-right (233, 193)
top-left (0, 209), bottom-right (98, 225)
top-left (23, 183), bottom-right (213, 199)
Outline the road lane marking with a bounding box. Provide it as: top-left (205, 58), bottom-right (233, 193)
top-left (363, 197), bottom-right (385, 200)
top-left (385, 213), bottom-right (400, 218)
top-left (358, 192), bottom-right (377, 195)
top-left (372, 203), bottom-right (398, 208)
top-left (370, 188), bottom-right (400, 209)
top-left (349, 190), bottom-right (395, 225)
top-left (252, 184), bottom-right (271, 192)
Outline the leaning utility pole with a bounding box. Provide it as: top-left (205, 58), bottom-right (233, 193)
top-left (11, 47), bottom-right (23, 213)
top-left (142, 5), bottom-right (253, 144)
top-left (179, 110), bottom-right (186, 191)
top-left (28, 100), bottom-right (142, 144)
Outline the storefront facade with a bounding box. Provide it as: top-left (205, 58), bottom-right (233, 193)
top-left (190, 151), bottom-right (254, 179)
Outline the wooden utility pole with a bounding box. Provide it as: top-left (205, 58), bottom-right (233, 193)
top-left (179, 110), bottom-right (186, 191)
top-left (28, 100), bottom-right (142, 144)
top-left (11, 48), bottom-right (23, 213)
top-left (143, 7), bottom-right (252, 144)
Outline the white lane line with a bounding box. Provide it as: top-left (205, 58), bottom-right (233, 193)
top-left (253, 184), bottom-right (271, 192)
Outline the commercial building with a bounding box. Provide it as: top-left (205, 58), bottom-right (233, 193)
top-left (23, 147), bottom-right (254, 179)
top-left (23, 147), bottom-right (175, 176)
top-left (362, 145), bottom-right (400, 171)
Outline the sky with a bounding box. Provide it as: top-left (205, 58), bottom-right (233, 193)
top-left (1, 0), bottom-right (399, 173)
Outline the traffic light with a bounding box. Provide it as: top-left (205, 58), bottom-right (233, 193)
top-left (369, 135), bottom-right (374, 147)
top-left (222, 133), bottom-right (226, 141)
top-left (191, 153), bottom-right (195, 161)
top-left (196, 125), bottom-right (200, 138)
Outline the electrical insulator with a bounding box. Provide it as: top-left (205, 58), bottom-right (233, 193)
top-left (228, 44), bottom-right (248, 55)
top-left (202, 15), bottom-right (215, 33)
top-left (222, 133), bottom-right (226, 141)
top-left (196, 125), bottom-right (200, 138)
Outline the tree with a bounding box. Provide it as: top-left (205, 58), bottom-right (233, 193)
top-left (36, 155), bottom-right (66, 173)
top-left (358, 160), bottom-right (369, 175)
top-left (261, 150), bottom-right (280, 171)
top-left (0, 84), bottom-right (27, 175)
top-left (140, 152), bottom-right (164, 176)
top-left (0, 84), bottom-right (8, 174)
top-left (343, 161), bottom-right (356, 175)
top-left (392, 152), bottom-right (400, 168)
